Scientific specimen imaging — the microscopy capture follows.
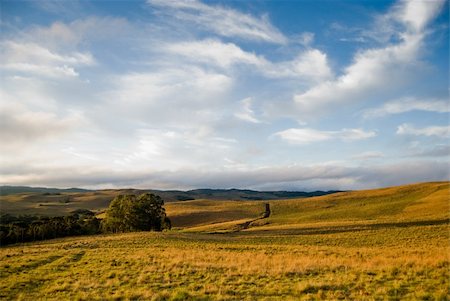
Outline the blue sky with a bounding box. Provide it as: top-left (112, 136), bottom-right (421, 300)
top-left (0, 0), bottom-right (448, 190)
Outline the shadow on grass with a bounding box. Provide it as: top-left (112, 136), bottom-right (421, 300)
top-left (0, 255), bottom-right (63, 278)
top-left (236, 218), bottom-right (449, 236)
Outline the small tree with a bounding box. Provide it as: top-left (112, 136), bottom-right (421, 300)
top-left (101, 193), bottom-right (171, 233)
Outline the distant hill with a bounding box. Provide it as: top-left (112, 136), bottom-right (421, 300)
top-left (148, 188), bottom-right (341, 202)
top-left (0, 186), bottom-right (90, 196)
top-left (166, 181), bottom-right (449, 231)
top-left (0, 185), bottom-right (339, 200)
top-left (0, 185), bottom-right (341, 217)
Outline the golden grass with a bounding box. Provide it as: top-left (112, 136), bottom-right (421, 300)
top-left (165, 199), bottom-right (264, 228)
top-left (165, 181), bottom-right (449, 233)
top-left (1, 224), bottom-right (448, 300)
top-left (1, 182), bottom-right (449, 300)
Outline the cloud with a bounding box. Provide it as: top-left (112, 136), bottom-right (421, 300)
top-left (0, 41), bottom-right (94, 78)
top-left (1, 17), bottom-right (132, 80)
top-left (104, 66), bottom-right (233, 132)
top-left (274, 127), bottom-right (376, 144)
top-left (265, 49), bottom-right (333, 81)
top-left (25, 17), bottom-right (132, 48)
top-left (392, 0), bottom-right (446, 32)
top-left (396, 124), bottom-right (450, 138)
top-left (0, 102), bottom-right (84, 151)
top-left (1, 159), bottom-right (447, 191)
top-left (1, 0), bottom-right (447, 191)
top-left (292, 0), bottom-right (445, 118)
top-left (147, 0), bottom-right (287, 44)
top-left (234, 97), bottom-right (261, 123)
top-left (363, 97), bottom-right (449, 118)
top-left (164, 39), bottom-right (265, 68)
top-left (0, 17), bottom-right (131, 79)
top-left (351, 151), bottom-right (385, 160)
top-left (299, 32), bottom-right (315, 46)
top-left (113, 129), bottom-right (238, 171)
top-left (408, 145), bottom-right (450, 157)
top-left (163, 39), bottom-right (332, 81)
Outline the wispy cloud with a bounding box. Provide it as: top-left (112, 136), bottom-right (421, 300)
top-left (396, 124), bottom-right (450, 138)
top-left (0, 41), bottom-right (94, 78)
top-left (263, 49), bottom-right (333, 81)
top-left (351, 151), bottom-right (385, 160)
top-left (234, 97), bottom-right (261, 123)
top-left (298, 32), bottom-right (315, 46)
top-left (292, 0), bottom-right (445, 118)
top-left (275, 128), bottom-right (376, 144)
top-left (408, 145), bottom-right (450, 158)
top-left (0, 102), bottom-right (85, 151)
top-left (104, 66), bottom-right (232, 132)
top-left (147, 0), bottom-right (287, 44)
top-left (163, 39), bottom-right (265, 68)
top-left (162, 38), bottom-right (332, 81)
top-left (0, 0), bottom-right (447, 190)
top-left (1, 160), bottom-right (447, 191)
top-left (363, 97), bottom-right (449, 118)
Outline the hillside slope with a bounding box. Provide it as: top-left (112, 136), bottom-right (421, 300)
top-left (167, 181), bottom-right (449, 232)
top-left (0, 182), bottom-right (448, 300)
top-left (0, 187), bottom-right (338, 217)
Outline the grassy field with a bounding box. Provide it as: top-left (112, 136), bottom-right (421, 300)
top-left (0, 190), bottom-right (117, 217)
top-left (0, 182), bottom-right (449, 300)
top-left (0, 187), bottom-right (333, 217)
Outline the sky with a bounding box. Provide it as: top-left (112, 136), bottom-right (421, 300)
top-left (0, 0), bottom-right (449, 191)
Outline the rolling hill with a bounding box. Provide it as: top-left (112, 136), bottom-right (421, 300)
top-left (0, 181), bottom-right (448, 300)
top-left (164, 181), bottom-right (449, 232)
top-left (0, 186), bottom-right (340, 217)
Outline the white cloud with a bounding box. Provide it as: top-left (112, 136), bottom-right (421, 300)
top-left (164, 39), bottom-right (265, 68)
top-left (275, 127), bottom-right (376, 144)
top-left (265, 49), bottom-right (333, 81)
top-left (351, 151), bottom-right (385, 160)
top-left (339, 128), bottom-right (377, 140)
top-left (1, 159), bottom-right (447, 191)
top-left (408, 145), bottom-right (450, 157)
top-left (293, 0), bottom-right (445, 118)
top-left (234, 97), bottom-right (261, 123)
top-left (104, 66), bottom-right (233, 132)
top-left (1, 0), bottom-right (447, 191)
top-left (0, 41), bottom-right (94, 78)
top-left (392, 0), bottom-right (446, 32)
top-left (147, 0), bottom-right (287, 44)
top-left (0, 17), bottom-right (131, 80)
top-left (363, 97), bottom-right (449, 118)
top-left (299, 32), bottom-right (315, 46)
top-left (396, 124), bottom-right (450, 138)
top-left (0, 102), bottom-right (85, 151)
top-left (113, 129), bottom-right (238, 171)
top-left (290, 49), bottom-right (333, 80)
top-left (163, 39), bottom-right (332, 81)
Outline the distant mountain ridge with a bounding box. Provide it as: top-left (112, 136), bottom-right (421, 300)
top-left (0, 185), bottom-right (341, 201)
top-left (0, 186), bottom-right (90, 195)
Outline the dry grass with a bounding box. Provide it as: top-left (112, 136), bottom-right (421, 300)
top-left (1, 224), bottom-right (448, 300)
top-left (165, 200), bottom-right (264, 228)
top-left (168, 181), bottom-right (449, 232)
top-left (1, 182), bottom-right (449, 300)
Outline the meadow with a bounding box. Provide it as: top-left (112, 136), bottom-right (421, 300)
top-left (0, 182), bottom-right (449, 300)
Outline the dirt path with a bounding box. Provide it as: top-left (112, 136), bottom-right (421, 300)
top-left (234, 203), bottom-right (270, 231)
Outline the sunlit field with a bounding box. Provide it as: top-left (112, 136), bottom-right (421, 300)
top-left (1, 182), bottom-right (449, 300)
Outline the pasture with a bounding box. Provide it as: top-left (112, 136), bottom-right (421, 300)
top-left (0, 182), bottom-right (449, 300)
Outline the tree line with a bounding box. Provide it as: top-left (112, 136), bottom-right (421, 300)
top-left (0, 193), bottom-right (170, 246)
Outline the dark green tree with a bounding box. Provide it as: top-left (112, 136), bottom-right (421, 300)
top-left (101, 193), bottom-right (170, 233)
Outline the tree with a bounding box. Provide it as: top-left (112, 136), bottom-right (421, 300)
top-left (101, 193), bottom-right (171, 233)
